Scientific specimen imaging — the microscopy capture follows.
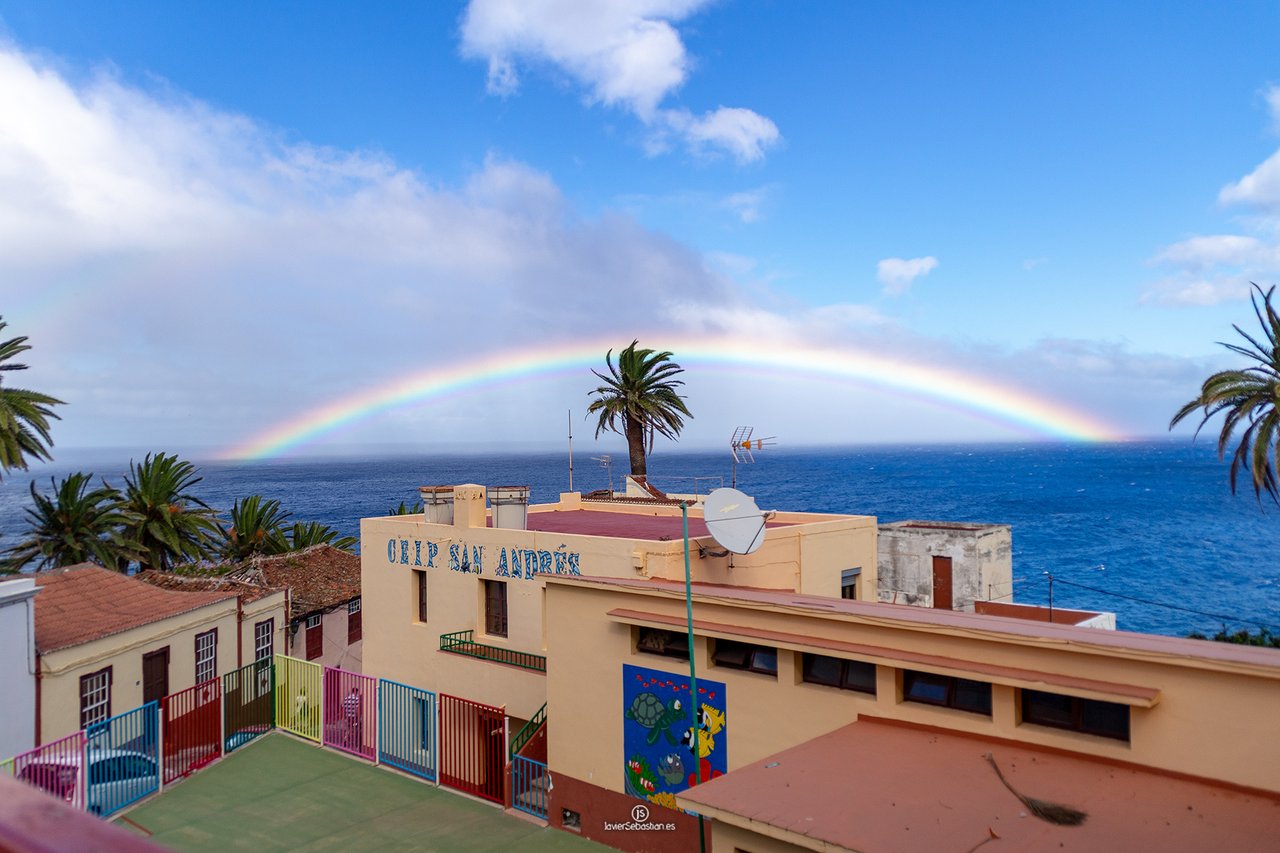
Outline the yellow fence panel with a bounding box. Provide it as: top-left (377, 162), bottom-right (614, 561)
top-left (274, 654), bottom-right (323, 742)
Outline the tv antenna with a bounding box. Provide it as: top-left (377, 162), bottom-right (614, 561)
top-left (730, 426), bottom-right (776, 488)
top-left (592, 455), bottom-right (614, 493)
top-left (702, 487), bottom-right (772, 561)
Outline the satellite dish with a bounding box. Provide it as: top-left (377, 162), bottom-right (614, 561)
top-left (703, 487), bottom-right (768, 555)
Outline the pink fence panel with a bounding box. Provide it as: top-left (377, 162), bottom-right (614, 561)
top-left (14, 731), bottom-right (86, 810)
top-left (323, 668), bottom-right (377, 761)
top-left (162, 678), bottom-right (222, 784)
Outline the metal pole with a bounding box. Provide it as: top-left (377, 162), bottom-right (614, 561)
top-left (681, 503), bottom-right (706, 853)
top-left (1047, 573), bottom-right (1054, 623)
top-left (568, 410), bottom-right (574, 492)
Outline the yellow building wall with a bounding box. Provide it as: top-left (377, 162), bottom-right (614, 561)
top-left (39, 600), bottom-right (239, 743)
top-left (546, 581), bottom-right (1280, 795)
top-left (361, 491), bottom-right (876, 719)
top-left (238, 591), bottom-right (288, 666)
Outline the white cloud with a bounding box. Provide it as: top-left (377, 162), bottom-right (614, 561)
top-left (1218, 149), bottom-right (1280, 209)
top-left (720, 187), bottom-right (770, 223)
top-left (876, 256), bottom-right (938, 295)
top-left (458, 0), bottom-right (780, 162)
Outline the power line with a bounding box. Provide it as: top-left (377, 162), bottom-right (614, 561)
top-left (1047, 576), bottom-right (1280, 633)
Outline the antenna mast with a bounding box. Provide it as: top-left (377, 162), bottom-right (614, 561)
top-left (730, 426), bottom-right (777, 488)
top-left (568, 409), bottom-right (574, 491)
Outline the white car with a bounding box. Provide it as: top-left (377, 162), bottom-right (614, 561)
top-left (18, 747), bottom-right (158, 816)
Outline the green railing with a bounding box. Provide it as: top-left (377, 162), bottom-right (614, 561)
top-left (0, 757), bottom-right (12, 777)
top-left (439, 630), bottom-right (547, 673)
top-left (510, 703), bottom-right (547, 759)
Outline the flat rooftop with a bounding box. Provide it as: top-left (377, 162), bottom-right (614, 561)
top-left (678, 716), bottom-right (1280, 852)
top-left (515, 508), bottom-right (796, 541)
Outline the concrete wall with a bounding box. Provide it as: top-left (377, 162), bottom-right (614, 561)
top-left (0, 578), bottom-right (37, 758)
top-left (545, 579), bottom-right (1280, 798)
top-left (877, 521), bottom-right (1011, 610)
top-left (39, 599), bottom-right (239, 744)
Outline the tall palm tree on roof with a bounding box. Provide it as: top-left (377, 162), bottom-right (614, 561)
top-left (286, 521), bottom-right (358, 553)
top-left (120, 452), bottom-right (220, 571)
top-left (1170, 283), bottom-right (1280, 504)
top-left (2, 473), bottom-right (141, 572)
top-left (219, 495), bottom-right (291, 561)
top-left (587, 340), bottom-right (693, 483)
top-left (0, 318), bottom-right (63, 479)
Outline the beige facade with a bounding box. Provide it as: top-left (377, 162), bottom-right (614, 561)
top-left (360, 487), bottom-right (877, 721)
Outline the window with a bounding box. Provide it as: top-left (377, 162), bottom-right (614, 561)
top-left (79, 667), bottom-right (112, 729)
top-left (305, 614), bottom-right (323, 661)
top-left (484, 580), bottom-right (508, 637)
top-left (254, 620), bottom-right (274, 661)
top-left (414, 570), bottom-right (428, 622)
top-left (636, 628), bottom-right (690, 661)
top-left (801, 653), bottom-right (876, 695)
top-left (348, 598), bottom-right (362, 644)
top-left (1022, 689), bottom-right (1130, 741)
top-left (902, 670), bottom-right (991, 716)
top-left (713, 639), bottom-right (777, 676)
top-left (195, 629), bottom-right (217, 684)
top-left (841, 568), bottom-right (861, 600)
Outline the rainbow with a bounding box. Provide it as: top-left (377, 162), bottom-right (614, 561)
top-left (219, 336), bottom-right (1125, 460)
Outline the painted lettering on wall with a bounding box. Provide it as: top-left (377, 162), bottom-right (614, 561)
top-left (386, 537), bottom-right (580, 577)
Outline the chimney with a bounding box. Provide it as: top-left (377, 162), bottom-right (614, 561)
top-left (419, 486), bottom-right (455, 525)
top-left (491, 485), bottom-right (531, 530)
top-left (452, 484), bottom-right (487, 529)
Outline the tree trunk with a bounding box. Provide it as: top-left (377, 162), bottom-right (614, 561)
top-left (625, 415), bottom-right (647, 480)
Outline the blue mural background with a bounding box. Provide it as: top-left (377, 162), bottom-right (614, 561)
top-left (622, 663), bottom-right (727, 811)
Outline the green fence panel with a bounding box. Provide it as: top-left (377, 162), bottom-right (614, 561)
top-left (225, 659), bottom-right (275, 752)
top-left (274, 654), bottom-right (323, 742)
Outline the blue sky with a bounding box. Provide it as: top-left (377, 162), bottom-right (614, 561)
top-left (2, 1), bottom-right (1279, 455)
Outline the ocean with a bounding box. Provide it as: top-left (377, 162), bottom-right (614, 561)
top-left (2, 440), bottom-right (1276, 638)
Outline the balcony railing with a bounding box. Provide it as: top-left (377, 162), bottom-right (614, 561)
top-left (438, 630), bottom-right (547, 673)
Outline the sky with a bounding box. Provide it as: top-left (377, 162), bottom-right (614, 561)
top-left (1, 1), bottom-right (1279, 459)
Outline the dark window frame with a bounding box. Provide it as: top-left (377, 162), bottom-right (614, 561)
top-left (415, 570), bottom-right (428, 622)
top-left (305, 615), bottom-right (323, 661)
top-left (254, 619), bottom-right (274, 661)
top-left (801, 653), bottom-right (876, 695)
top-left (713, 639), bottom-right (778, 676)
top-left (1022, 689), bottom-right (1130, 741)
top-left (902, 669), bottom-right (992, 716)
top-left (347, 598), bottom-right (362, 644)
top-left (194, 628), bottom-right (218, 685)
top-left (79, 666), bottom-right (112, 729)
top-left (484, 580), bottom-right (508, 638)
top-left (635, 627), bottom-right (690, 661)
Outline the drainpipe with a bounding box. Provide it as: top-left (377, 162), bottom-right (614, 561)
top-left (236, 595), bottom-right (244, 669)
top-left (33, 652), bottom-right (41, 746)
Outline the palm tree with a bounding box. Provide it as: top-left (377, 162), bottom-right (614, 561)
top-left (120, 453), bottom-right (220, 571)
top-left (220, 495), bottom-right (291, 561)
top-left (388, 500), bottom-right (423, 515)
top-left (3, 473), bottom-right (140, 571)
top-left (1171, 283), bottom-right (1280, 503)
top-left (587, 340), bottom-right (693, 482)
top-left (0, 318), bottom-right (63, 478)
top-left (286, 521), bottom-right (358, 552)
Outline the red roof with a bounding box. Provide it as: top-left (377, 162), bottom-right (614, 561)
top-left (678, 717), bottom-right (1280, 852)
top-left (521, 509), bottom-right (793, 541)
top-left (34, 565), bottom-right (236, 653)
top-left (134, 570), bottom-right (282, 604)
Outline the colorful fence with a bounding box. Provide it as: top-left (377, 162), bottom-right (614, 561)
top-left (162, 679), bottom-right (222, 784)
top-left (322, 668), bottom-right (377, 761)
top-left (84, 702), bottom-right (160, 816)
top-left (378, 680), bottom-right (436, 781)
top-left (511, 755), bottom-right (548, 820)
top-left (439, 693), bottom-right (505, 804)
top-left (224, 659), bottom-right (274, 753)
top-left (274, 655), bottom-right (323, 743)
top-left (13, 731), bottom-right (87, 811)
top-left (0, 757), bottom-right (12, 776)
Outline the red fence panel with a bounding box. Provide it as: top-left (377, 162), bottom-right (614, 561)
top-left (438, 694), bottom-right (505, 804)
top-left (322, 668), bottom-right (377, 761)
top-left (13, 731), bottom-right (86, 810)
top-left (162, 678), bottom-right (222, 784)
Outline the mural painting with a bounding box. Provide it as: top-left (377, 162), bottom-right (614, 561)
top-left (622, 663), bottom-right (727, 812)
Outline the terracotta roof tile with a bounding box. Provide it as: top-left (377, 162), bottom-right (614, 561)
top-left (133, 570), bottom-right (283, 604)
top-left (34, 565), bottom-right (236, 654)
top-left (225, 544), bottom-right (360, 616)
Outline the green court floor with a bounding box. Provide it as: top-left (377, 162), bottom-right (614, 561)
top-left (116, 733), bottom-right (604, 852)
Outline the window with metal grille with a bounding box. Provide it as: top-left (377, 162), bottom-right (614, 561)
top-left (712, 639), bottom-right (777, 676)
top-left (801, 653), bottom-right (876, 695)
top-left (195, 629), bottom-right (217, 684)
top-left (348, 598), bottom-right (362, 644)
top-left (415, 570), bottom-right (428, 622)
top-left (1022, 689), bottom-right (1130, 741)
top-left (79, 667), bottom-right (112, 729)
top-left (254, 619), bottom-right (274, 661)
top-left (902, 670), bottom-right (991, 716)
top-left (484, 580), bottom-right (508, 637)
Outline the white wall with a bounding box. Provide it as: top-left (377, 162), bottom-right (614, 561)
top-left (0, 578), bottom-right (37, 758)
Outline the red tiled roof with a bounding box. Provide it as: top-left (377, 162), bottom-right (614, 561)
top-left (134, 570), bottom-right (282, 604)
top-left (34, 565), bottom-right (236, 654)
top-left (678, 717), bottom-right (1280, 852)
top-left (519, 509), bottom-right (794, 541)
top-left (228, 544), bottom-right (360, 616)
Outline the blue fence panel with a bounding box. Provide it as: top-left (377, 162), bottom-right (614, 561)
top-left (84, 702), bottom-right (160, 817)
top-left (511, 755), bottom-right (548, 820)
top-left (378, 680), bottom-right (436, 781)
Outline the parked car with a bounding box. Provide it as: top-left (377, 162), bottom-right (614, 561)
top-left (17, 748), bottom-right (158, 815)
